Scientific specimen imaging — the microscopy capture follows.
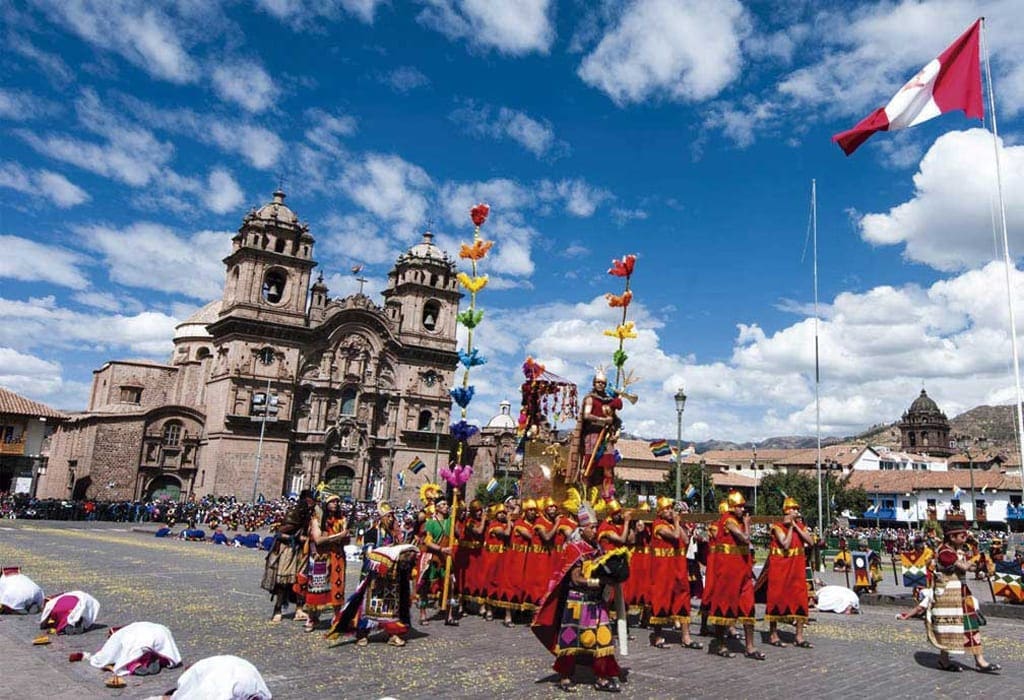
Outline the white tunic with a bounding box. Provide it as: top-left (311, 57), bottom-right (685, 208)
top-left (815, 585), bottom-right (860, 613)
top-left (0, 571), bottom-right (44, 613)
top-left (39, 590), bottom-right (101, 631)
top-left (172, 655), bottom-right (272, 700)
top-left (89, 621), bottom-right (182, 676)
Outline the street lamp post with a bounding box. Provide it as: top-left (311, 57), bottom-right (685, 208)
top-left (252, 347), bottom-right (275, 503)
top-left (674, 388), bottom-right (687, 503)
top-left (751, 445), bottom-right (758, 515)
top-left (873, 482), bottom-right (881, 533)
top-left (957, 435), bottom-right (988, 526)
top-left (432, 417), bottom-right (445, 483)
top-left (699, 457), bottom-right (706, 513)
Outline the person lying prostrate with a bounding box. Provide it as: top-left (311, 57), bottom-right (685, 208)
top-left (143, 655), bottom-right (272, 700)
top-left (813, 585), bottom-right (860, 614)
top-left (89, 621), bottom-right (183, 676)
top-left (40, 591), bottom-right (100, 634)
top-left (0, 567), bottom-right (44, 614)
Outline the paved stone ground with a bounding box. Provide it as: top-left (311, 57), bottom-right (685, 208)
top-left (1, 520), bottom-right (1023, 699)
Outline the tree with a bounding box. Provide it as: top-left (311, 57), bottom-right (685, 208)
top-left (473, 476), bottom-right (518, 506)
top-left (757, 471), bottom-right (868, 527)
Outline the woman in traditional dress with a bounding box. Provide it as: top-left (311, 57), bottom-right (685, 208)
top-left (765, 497), bottom-right (814, 648)
top-left (927, 524), bottom-right (1001, 673)
top-left (302, 494), bottom-right (350, 632)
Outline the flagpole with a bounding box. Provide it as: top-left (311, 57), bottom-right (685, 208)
top-left (812, 180), bottom-right (824, 534)
top-left (981, 18), bottom-right (1024, 505)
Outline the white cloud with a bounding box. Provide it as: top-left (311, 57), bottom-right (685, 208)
top-left (340, 154), bottom-right (433, 236)
top-left (417, 0), bottom-right (555, 55)
top-left (319, 213), bottom-right (397, 265)
top-left (537, 179), bottom-right (611, 217)
top-left (0, 295), bottom-right (179, 357)
top-left (578, 0), bottom-right (749, 105)
top-left (204, 168), bottom-right (244, 214)
top-left (211, 59), bottom-right (279, 113)
top-left (0, 347), bottom-right (68, 400)
top-left (0, 235), bottom-right (89, 289)
top-left (76, 222), bottom-right (232, 300)
top-left (611, 207), bottom-right (648, 226)
top-left (858, 129), bottom-right (1024, 272)
top-left (32, 0), bottom-right (213, 84)
top-left (450, 101), bottom-right (567, 158)
top-left (7, 36), bottom-right (75, 85)
top-left (304, 108), bottom-right (357, 155)
top-left (255, 0), bottom-right (387, 27)
top-left (73, 290), bottom-right (139, 313)
top-left (0, 162), bottom-right (89, 208)
top-left (382, 66), bottom-right (431, 93)
top-left (0, 89), bottom-right (58, 121)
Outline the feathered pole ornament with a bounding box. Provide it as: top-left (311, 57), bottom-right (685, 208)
top-left (440, 202), bottom-right (493, 612)
top-left (603, 254), bottom-right (639, 395)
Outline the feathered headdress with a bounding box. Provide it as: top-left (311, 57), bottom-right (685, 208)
top-left (419, 482), bottom-right (442, 505)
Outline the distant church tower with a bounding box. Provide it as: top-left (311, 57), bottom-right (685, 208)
top-left (898, 389), bottom-right (953, 457)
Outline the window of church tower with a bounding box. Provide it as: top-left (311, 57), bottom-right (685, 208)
top-left (275, 237), bottom-right (286, 253)
top-left (163, 421), bottom-right (182, 447)
top-left (340, 387), bottom-right (357, 416)
top-left (262, 269), bottom-right (287, 304)
top-left (119, 386), bottom-right (142, 404)
top-left (417, 410), bottom-right (433, 431)
top-left (196, 347), bottom-right (211, 360)
top-left (422, 300), bottom-right (440, 331)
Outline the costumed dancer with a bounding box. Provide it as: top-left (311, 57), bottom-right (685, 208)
top-left (926, 524), bottom-right (1001, 673)
top-left (302, 493), bottom-right (350, 632)
top-left (261, 490), bottom-right (314, 622)
top-left (647, 497), bottom-right (701, 651)
top-left (455, 499), bottom-right (487, 614)
top-left (419, 497), bottom-right (455, 625)
top-left (531, 502), bottom-right (629, 693)
top-left (328, 544), bottom-right (419, 648)
top-left (765, 497), bottom-right (814, 648)
top-left (626, 502), bottom-right (652, 616)
top-left (698, 500), bottom-right (728, 636)
top-left (501, 499), bottom-right (534, 623)
top-left (481, 503), bottom-right (513, 624)
top-left (522, 499), bottom-right (552, 611)
top-left (704, 491), bottom-right (763, 660)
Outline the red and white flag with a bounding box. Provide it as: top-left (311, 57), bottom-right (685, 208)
top-left (833, 19), bottom-right (983, 155)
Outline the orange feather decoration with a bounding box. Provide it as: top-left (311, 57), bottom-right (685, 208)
top-left (606, 290), bottom-right (633, 308)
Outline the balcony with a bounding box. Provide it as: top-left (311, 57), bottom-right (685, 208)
top-left (1008, 505), bottom-right (1024, 520)
top-left (862, 507), bottom-right (897, 520)
top-left (0, 438), bottom-right (26, 456)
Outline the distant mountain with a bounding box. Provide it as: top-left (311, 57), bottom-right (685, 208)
top-left (633, 403), bottom-right (1019, 455)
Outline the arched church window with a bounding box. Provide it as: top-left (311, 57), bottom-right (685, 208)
top-left (340, 387), bottom-right (357, 416)
top-left (417, 410), bottom-right (433, 431)
top-left (163, 421), bottom-right (182, 447)
top-left (262, 269), bottom-right (287, 304)
top-left (422, 300), bottom-right (440, 331)
top-left (196, 347), bottom-right (212, 360)
top-left (275, 237), bottom-right (286, 253)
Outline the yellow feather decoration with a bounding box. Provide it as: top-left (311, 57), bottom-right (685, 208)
top-left (457, 272), bottom-right (489, 293)
top-left (602, 322), bottom-right (637, 340)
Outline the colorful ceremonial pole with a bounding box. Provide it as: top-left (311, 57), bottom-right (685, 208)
top-left (603, 254), bottom-right (638, 394)
top-left (440, 203), bottom-right (492, 612)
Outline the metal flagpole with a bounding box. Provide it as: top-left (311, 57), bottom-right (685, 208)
top-left (981, 18), bottom-right (1024, 504)
top-left (812, 179), bottom-right (824, 534)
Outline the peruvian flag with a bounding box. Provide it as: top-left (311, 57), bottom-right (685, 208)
top-left (833, 19), bottom-right (983, 155)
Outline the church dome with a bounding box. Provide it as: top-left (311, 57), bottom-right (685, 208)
top-left (252, 190), bottom-right (299, 226)
top-left (908, 389), bottom-right (941, 416)
top-left (404, 232), bottom-right (451, 265)
top-left (174, 300), bottom-right (222, 340)
top-left (486, 400), bottom-right (517, 429)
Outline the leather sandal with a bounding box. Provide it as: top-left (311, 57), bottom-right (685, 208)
top-left (769, 639), bottom-right (788, 647)
top-left (976, 662), bottom-right (1001, 674)
top-left (594, 679), bottom-right (622, 693)
top-left (681, 640), bottom-right (704, 650)
top-left (937, 659), bottom-right (962, 672)
top-left (745, 650), bottom-right (767, 661)
top-left (794, 640), bottom-right (813, 648)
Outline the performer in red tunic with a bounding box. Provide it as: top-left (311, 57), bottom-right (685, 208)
top-left (534, 497), bottom-right (560, 577)
top-left (765, 497), bottom-right (815, 648)
top-left (627, 502), bottom-right (652, 612)
top-left (705, 490), bottom-right (763, 660)
top-left (578, 371), bottom-right (623, 499)
top-left (501, 502), bottom-right (535, 622)
top-left (454, 500), bottom-right (486, 618)
top-left (596, 500), bottom-right (630, 553)
top-left (522, 499), bottom-right (551, 609)
top-left (481, 504), bottom-right (513, 626)
top-left (698, 500), bottom-right (728, 636)
top-left (647, 497), bottom-right (701, 650)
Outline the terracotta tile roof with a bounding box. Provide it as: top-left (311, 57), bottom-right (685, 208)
top-left (845, 469), bottom-right (1022, 493)
top-left (617, 466), bottom-right (669, 483)
top-left (712, 472), bottom-right (758, 487)
top-left (702, 444), bottom-right (871, 467)
top-left (0, 386), bottom-right (65, 419)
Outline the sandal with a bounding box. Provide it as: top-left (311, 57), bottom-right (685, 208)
top-left (304, 621), bottom-right (316, 633)
top-left (269, 613), bottom-right (282, 624)
top-left (387, 635), bottom-right (406, 647)
top-left (794, 640), bottom-right (813, 648)
top-left (745, 650), bottom-right (767, 661)
top-left (681, 640), bottom-right (704, 650)
top-left (937, 659), bottom-right (962, 672)
top-left (649, 634), bottom-right (667, 649)
top-left (502, 620), bottom-right (514, 628)
top-left (355, 636), bottom-right (368, 647)
top-left (293, 610), bottom-right (309, 622)
top-left (769, 639), bottom-right (788, 648)
top-left (444, 618), bottom-right (459, 627)
top-left (714, 645), bottom-right (735, 659)
top-left (976, 663), bottom-right (1001, 674)
top-left (594, 679), bottom-right (622, 693)
top-left (484, 611), bottom-right (494, 621)
top-left (557, 679), bottom-right (578, 693)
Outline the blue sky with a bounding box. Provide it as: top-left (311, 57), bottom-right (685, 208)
top-left (3, 0), bottom-right (1024, 442)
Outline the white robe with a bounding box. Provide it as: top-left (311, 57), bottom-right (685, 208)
top-left (39, 591), bottom-right (101, 632)
top-left (0, 571), bottom-right (44, 613)
top-left (172, 655), bottom-right (272, 700)
top-left (89, 621), bottom-right (182, 676)
top-left (815, 585), bottom-right (860, 613)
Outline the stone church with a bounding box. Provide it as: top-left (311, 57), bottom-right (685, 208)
top-left (42, 190), bottom-right (462, 502)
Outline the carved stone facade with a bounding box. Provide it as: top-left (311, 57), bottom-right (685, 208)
top-left (898, 389), bottom-right (953, 457)
top-left (43, 191), bottom-right (461, 502)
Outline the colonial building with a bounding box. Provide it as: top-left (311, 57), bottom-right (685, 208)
top-left (898, 388), bottom-right (953, 456)
top-left (43, 190), bottom-right (462, 502)
top-left (0, 387), bottom-right (64, 494)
